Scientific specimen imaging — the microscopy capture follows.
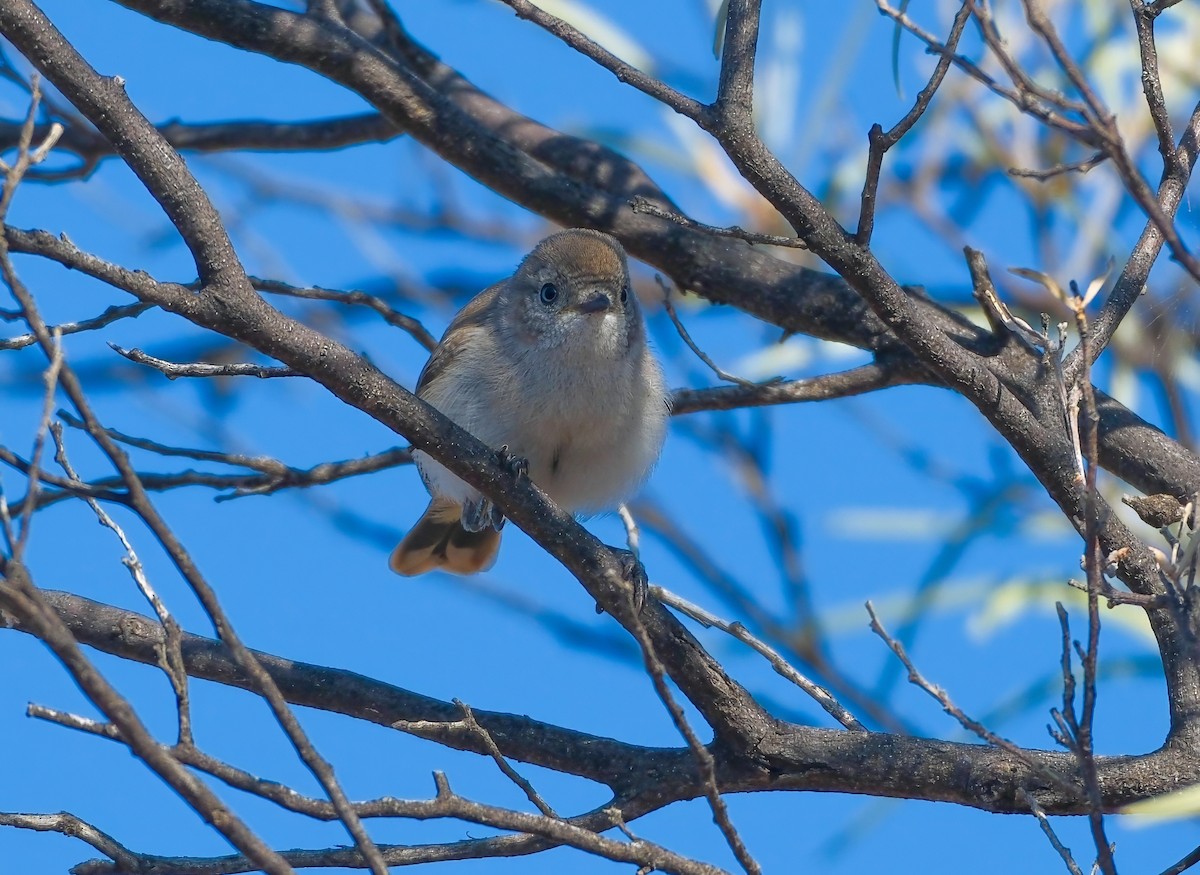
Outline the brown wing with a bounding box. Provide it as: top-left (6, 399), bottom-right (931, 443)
top-left (416, 282), bottom-right (504, 396)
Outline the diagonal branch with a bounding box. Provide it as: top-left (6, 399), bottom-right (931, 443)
top-left (1, 0), bottom-right (781, 753)
top-left (1077, 99), bottom-right (1200, 376)
top-left (0, 14), bottom-right (388, 870)
top-left (495, 0), bottom-right (709, 123)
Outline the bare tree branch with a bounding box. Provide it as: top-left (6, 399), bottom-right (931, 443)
top-left (857, 0), bottom-right (973, 245)
top-left (108, 343), bottom-right (300, 379)
top-left (4, 1), bottom-right (1200, 872)
top-left (655, 586), bottom-right (866, 732)
top-left (0, 812), bottom-right (141, 872)
top-left (0, 112), bottom-right (400, 180)
top-left (0, 301), bottom-right (152, 350)
top-left (5, 588), bottom-right (1196, 817)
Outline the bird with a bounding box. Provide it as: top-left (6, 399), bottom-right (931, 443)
top-left (389, 228), bottom-right (669, 576)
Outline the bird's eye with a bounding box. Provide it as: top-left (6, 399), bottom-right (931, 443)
top-left (620, 285), bottom-right (629, 304)
top-left (539, 283), bottom-right (559, 305)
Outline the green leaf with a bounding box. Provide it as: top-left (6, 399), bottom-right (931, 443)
top-left (1123, 784), bottom-right (1200, 821)
top-left (713, 0), bottom-right (730, 59)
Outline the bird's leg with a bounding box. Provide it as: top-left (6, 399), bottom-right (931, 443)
top-left (461, 446), bottom-right (528, 533)
top-left (616, 549), bottom-right (649, 614)
top-left (461, 495), bottom-right (503, 533)
top-left (595, 548), bottom-right (649, 616)
top-left (497, 444), bottom-right (529, 481)
top-left (461, 445), bottom-right (528, 533)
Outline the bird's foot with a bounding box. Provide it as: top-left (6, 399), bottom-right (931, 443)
top-left (595, 548), bottom-right (649, 616)
top-left (497, 445), bottom-right (529, 481)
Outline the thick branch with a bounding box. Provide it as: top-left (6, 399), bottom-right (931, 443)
top-left (5, 589), bottom-right (1199, 817)
top-left (715, 0), bottom-right (760, 126)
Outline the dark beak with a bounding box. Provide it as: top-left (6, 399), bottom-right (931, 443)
top-left (577, 292), bottom-right (611, 314)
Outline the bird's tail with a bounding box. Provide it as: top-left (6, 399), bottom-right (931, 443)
top-left (389, 498), bottom-right (502, 576)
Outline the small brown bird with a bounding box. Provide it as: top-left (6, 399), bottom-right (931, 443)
top-left (389, 229), bottom-right (669, 576)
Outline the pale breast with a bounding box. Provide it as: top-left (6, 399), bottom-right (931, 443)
top-left (416, 320), bottom-right (668, 513)
top-left (503, 347), bottom-right (668, 512)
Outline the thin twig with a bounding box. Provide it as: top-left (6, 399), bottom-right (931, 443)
top-left (1062, 272), bottom-right (1117, 875)
top-left (49, 423), bottom-right (193, 745)
top-left (1160, 843), bottom-right (1200, 875)
top-left (0, 811), bottom-right (140, 872)
top-left (1079, 98), bottom-right (1200, 371)
top-left (867, 601), bottom-right (1080, 797)
top-left (874, 0), bottom-right (1099, 144)
top-left (0, 301), bottom-right (152, 350)
top-left (1065, 576), bottom-right (1163, 609)
top-left (658, 276), bottom-right (777, 389)
top-left (655, 585), bottom-right (864, 731)
top-left (636, 495), bottom-right (911, 735)
top-left (493, 0), bottom-right (710, 124)
top-left (0, 466), bottom-right (15, 554)
top-left (1018, 0), bottom-right (1200, 289)
top-left (3, 442), bottom-right (412, 514)
top-left (1008, 152), bottom-right (1107, 181)
top-left (1020, 788), bottom-right (1085, 875)
top-left (0, 113), bottom-right (402, 182)
top-left (455, 699), bottom-right (559, 819)
top-left (13, 326), bottom-right (61, 560)
top-left (109, 343), bottom-right (300, 379)
top-left (624, 604), bottom-right (762, 875)
top-left (629, 197), bottom-right (805, 249)
top-left (669, 359), bottom-right (921, 414)
top-left (251, 277), bottom-right (437, 351)
top-left (857, 0), bottom-right (972, 245)
top-left (4, 80), bottom-right (61, 561)
top-left (969, 1), bottom-right (1093, 118)
top-left (27, 702), bottom-right (120, 738)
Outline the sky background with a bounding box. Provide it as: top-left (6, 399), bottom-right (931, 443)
top-left (2, 0), bottom-right (1199, 873)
